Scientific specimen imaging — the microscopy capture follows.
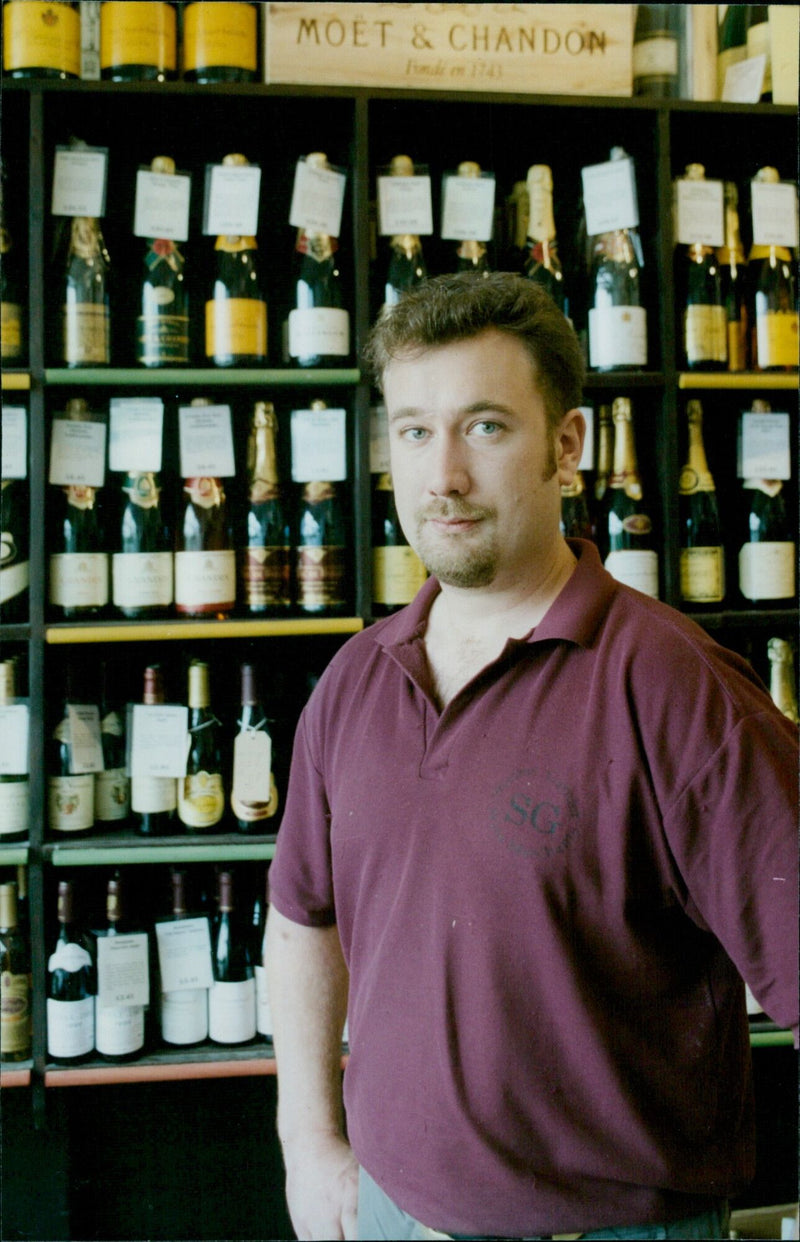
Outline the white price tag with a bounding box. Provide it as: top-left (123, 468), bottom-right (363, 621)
top-left (377, 174), bottom-right (433, 236)
top-left (370, 404), bottom-right (390, 475)
top-left (0, 704), bottom-right (29, 776)
top-left (133, 168), bottom-right (191, 242)
top-left (1, 407), bottom-right (27, 480)
top-left (130, 704), bottom-right (189, 777)
top-left (578, 406), bottom-right (595, 474)
top-left (178, 404), bottom-right (235, 479)
top-left (109, 399), bottom-right (164, 473)
top-left (675, 178), bottom-right (724, 247)
top-left (291, 407), bottom-right (347, 482)
top-left (440, 173), bottom-right (496, 242)
top-left (739, 411), bottom-right (792, 481)
top-left (204, 163), bottom-right (262, 236)
top-left (232, 730), bottom-right (272, 803)
top-left (67, 704), bottom-right (104, 774)
top-left (97, 933), bottom-right (149, 1008)
top-left (581, 156), bottom-right (640, 237)
top-left (289, 159), bottom-right (347, 237)
top-left (155, 917), bottom-right (214, 992)
top-left (722, 54), bottom-right (766, 103)
top-left (48, 418), bottom-right (107, 488)
top-left (51, 146), bottom-right (108, 218)
top-left (751, 181), bottom-right (799, 249)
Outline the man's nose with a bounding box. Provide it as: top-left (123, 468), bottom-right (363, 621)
top-left (427, 432), bottom-right (470, 497)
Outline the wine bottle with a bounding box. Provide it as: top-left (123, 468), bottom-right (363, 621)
top-left (112, 471), bottom-right (173, 619)
top-left (767, 638), bottom-right (799, 724)
top-left (522, 164), bottom-right (567, 317)
top-left (62, 215), bottom-right (112, 367)
top-left (632, 4), bottom-right (680, 98)
top-left (593, 403), bottom-right (613, 556)
top-left (0, 881), bottom-right (31, 1062)
top-left (505, 179), bottom-right (530, 273)
top-left (100, 1), bottom-right (177, 81)
top-left (137, 155), bottom-right (189, 366)
top-left (158, 869), bottom-right (209, 1047)
top-left (679, 400), bottom-right (725, 607)
top-left (178, 661), bottom-right (225, 833)
top-left (253, 872), bottom-right (272, 1042)
top-left (48, 667), bottom-right (95, 837)
top-left (95, 660), bottom-right (130, 832)
top-left (209, 870), bottom-right (256, 1045)
top-left (2, 0), bottom-right (80, 79)
top-left (383, 154), bottom-right (428, 308)
top-left (738, 399), bottom-right (796, 606)
top-left (295, 402), bottom-right (348, 615)
top-left (0, 181), bottom-right (23, 362)
top-left (745, 5), bottom-right (772, 101)
top-left (288, 152), bottom-right (350, 368)
top-left (604, 397), bottom-right (659, 598)
top-left (94, 875), bottom-right (146, 1062)
top-left (239, 401), bottom-right (291, 615)
top-left (49, 399), bottom-right (109, 619)
top-left (46, 879), bottom-right (96, 1064)
top-left (205, 153), bottom-right (267, 367)
top-left (181, 1), bottom-right (258, 83)
top-left (231, 662), bottom-right (279, 834)
top-left (371, 472), bottom-right (427, 615)
top-left (717, 2), bottom-right (748, 98)
top-left (175, 397), bottom-right (236, 618)
top-left (131, 664), bottom-right (177, 837)
top-left (717, 181), bottom-right (748, 373)
top-left (679, 164), bottom-right (727, 372)
top-left (453, 161), bottom-right (491, 276)
top-left (0, 476), bottom-right (29, 622)
top-left (0, 661), bottom-right (29, 844)
top-left (748, 168), bottom-right (798, 373)
top-left (587, 149), bottom-right (647, 372)
top-left (560, 471), bottom-right (593, 542)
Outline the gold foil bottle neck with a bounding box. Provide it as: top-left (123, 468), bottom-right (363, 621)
top-left (457, 161), bottom-right (482, 178)
top-left (390, 154), bottom-right (415, 176)
top-left (222, 153), bottom-right (250, 168)
top-left (151, 156), bottom-right (175, 175)
top-left (684, 163), bottom-right (706, 180)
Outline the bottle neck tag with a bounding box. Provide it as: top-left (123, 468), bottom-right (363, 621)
top-left (155, 917), bottom-right (214, 992)
top-left (97, 933), bottom-right (150, 1009)
top-left (233, 730), bottom-right (272, 803)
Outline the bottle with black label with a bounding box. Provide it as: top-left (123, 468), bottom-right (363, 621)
top-left (100, 1), bottom-right (177, 81)
top-left (383, 155), bottom-right (428, 308)
top-left (738, 399), bottom-right (796, 607)
top-left (239, 402), bottom-right (291, 615)
top-left (231, 662), bottom-right (279, 834)
top-left (112, 470), bottom-right (173, 619)
top-left (94, 874), bottom-right (146, 1062)
top-left (0, 660), bottom-right (28, 843)
top-left (48, 666), bottom-right (95, 837)
top-left (205, 154), bottom-right (267, 367)
top-left (178, 661), bottom-right (225, 834)
top-left (131, 665), bottom-right (177, 837)
top-left (49, 399), bottom-right (109, 619)
top-left (604, 397), bottom-right (659, 598)
top-left (288, 153), bottom-right (350, 368)
top-left (587, 149), bottom-right (647, 372)
top-left (371, 473), bottom-right (427, 616)
top-left (748, 168), bottom-right (798, 374)
top-left (181, 1), bottom-right (258, 83)
top-left (46, 879), bottom-right (96, 1064)
top-left (0, 881), bottom-right (31, 1062)
top-left (679, 164), bottom-right (727, 372)
top-left (3, 0), bottom-right (80, 79)
top-left (209, 870), bottom-right (256, 1044)
top-left (522, 164), bottom-right (567, 317)
top-left (137, 156), bottom-right (189, 367)
top-left (678, 400), bottom-right (725, 607)
top-left (632, 4), bottom-right (680, 98)
top-left (717, 182), bottom-right (748, 373)
top-left (453, 161), bottom-right (491, 276)
top-left (62, 216), bottom-right (112, 367)
top-left (158, 869), bottom-right (209, 1047)
top-left (95, 660), bottom-right (130, 832)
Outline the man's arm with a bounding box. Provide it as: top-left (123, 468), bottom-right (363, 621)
top-left (265, 905), bottom-right (358, 1241)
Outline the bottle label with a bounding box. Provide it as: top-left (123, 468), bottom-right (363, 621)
top-left (94, 1000), bottom-right (144, 1056)
top-left (604, 549), bottom-right (659, 598)
top-left (1, 302), bottom-right (23, 359)
top-left (288, 308), bottom-right (350, 359)
top-left (588, 306), bottom-right (647, 368)
top-left (255, 964), bottom-right (273, 1039)
top-left (112, 551), bottom-right (173, 609)
top-left (739, 542), bottom-right (796, 601)
top-left (373, 546), bottom-right (428, 606)
top-left (0, 779), bottom-right (29, 836)
top-left (717, 44), bottom-right (746, 97)
top-left (178, 771), bottom-right (225, 829)
top-left (633, 36), bottom-right (678, 78)
top-left (131, 775), bottom-right (177, 815)
top-left (137, 313), bottom-right (190, 365)
top-left (239, 546), bottom-right (291, 609)
top-left (3, 0), bottom-right (81, 74)
top-left (96, 768), bottom-right (130, 823)
top-left (685, 305), bottom-right (727, 365)
top-left (1, 971), bottom-right (31, 1055)
top-left (296, 546), bottom-right (346, 609)
top-left (208, 977), bottom-right (256, 1044)
top-left (1, 557), bottom-right (30, 605)
top-left (48, 940), bottom-right (92, 974)
top-left (680, 546), bottom-right (725, 604)
top-left (47, 996), bottom-right (94, 1059)
top-left (48, 774), bottom-right (95, 833)
top-left (174, 550), bottom-right (236, 611)
top-left (205, 298), bottom-right (266, 360)
top-left (726, 317), bottom-right (747, 372)
top-left (160, 987), bottom-right (208, 1045)
top-left (63, 303), bottom-right (110, 365)
top-left (755, 312), bottom-right (799, 369)
top-left (100, 1), bottom-right (177, 72)
top-left (49, 553), bottom-right (109, 609)
top-left (182, 1), bottom-right (257, 72)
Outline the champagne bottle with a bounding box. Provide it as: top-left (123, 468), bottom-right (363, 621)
top-left (717, 2), bottom-right (748, 98)
top-left (46, 879), bottom-right (96, 1064)
top-left (158, 869), bottom-right (209, 1047)
top-left (505, 179), bottom-right (530, 273)
top-left (371, 472), bottom-right (427, 615)
top-left (745, 5), bottom-right (772, 101)
top-left (632, 4), bottom-right (681, 98)
top-left (679, 400), bottom-right (725, 606)
top-left (738, 399), bottom-right (796, 606)
top-left (383, 154), bottom-right (428, 308)
top-left (0, 476), bottom-right (29, 622)
top-left (0, 660), bottom-right (28, 842)
top-left (587, 149), bottom-right (647, 372)
top-left (175, 397), bottom-right (236, 618)
top-left (181, 1), bottom-right (258, 83)
top-left (205, 153), bottom-right (267, 367)
top-left (604, 397), bottom-right (659, 598)
top-left (295, 402), bottom-right (347, 614)
top-left (62, 215), bottom-right (112, 367)
top-left (132, 664), bottom-right (177, 836)
top-left (231, 662), bottom-right (279, 833)
top-left (137, 155), bottom-right (189, 366)
top-left (717, 181), bottom-right (748, 373)
top-left (0, 180), bottom-right (24, 362)
top-left (2, 0), bottom-right (80, 79)
top-left (95, 660), bottom-right (130, 832)
top-left (0, 881), bottom-right (31, 1062)
top-left (288, 152), bottom-right (350, 368)
top-left (178, 661), bottom-right (225, 833)
top-left (100, 1), bottom-right (177, 81)
top-left (209, 870), bottom-right (256, 1045)
top-left (453, 161), bottom-right (491, 276)
top-left (49, 399), bottom-right (109, 619)
top-left (680, 164), bottom-right (727, 371)
top-left (239, 401), bottom-right (291, 615)
top-left (767, 638), bottom-right (799, 724)
top-left (748, 168), bottom-right (798, 373)
top-left (560, 472), bottom-right (593, 542)
top-left (95, 874), bottom-right (146, 1062)
top-left (523, 165), bottom-right (567, 317)
top-left (112, 470), bottom-right (173, 619)
top-left (48, 667), bottom-right (95, 837)
top-left (593, 403), bottom-right (613, 556)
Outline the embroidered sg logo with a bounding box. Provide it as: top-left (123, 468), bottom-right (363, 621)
top-left (488, 766), bottom-right (579, 862)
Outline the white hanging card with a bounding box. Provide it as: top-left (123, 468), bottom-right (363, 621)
top-left (722, 54), bottom-right (766, 103)
top-left (0, 704), bottom-right (29, 776)
top-left (578, 406), bottom-right (595, 474)
top-left (130, 704), bottom-right (189, 778)
top-left (289, 159), bottom-right (347, 237)
top-left (109, 399), bottom-right (164, 473)
top-left (1, 406), bottom-right (27, 480)
top-left (67, 704), bottom-right (104, 774)
top-left (291, 407), bottom-right (347, 482)
top-left (48, 418), bottom-right (107, 487)
top-left (738, 412), bottom-right (792, 481)
top-left (203, 163), bottom-right (262, 236)
top-left (232, 730), bottom-right (272, 803)
top-left (133, 168), bottom-right (192, 242)
top-left (97, 933), bottom-right (150, 1008)
top-left (178, 404), bottom-right (235, 478)
top-left (155, 917), bottom-right (214, 992)
top-left (377, 174), bottom-right (433, 236)
top-left (675, 178), bottom-right (724, 247)
top-left (51, 146), bottom-right (109, 218)
top-left (751, 181), bottom-right (799, 249)
top-left (370, 404), bottom-right (390, 475)
top-left (581, 157), bottom-right (640, 237)
top-left (440, 173), bottom-right (496, 241)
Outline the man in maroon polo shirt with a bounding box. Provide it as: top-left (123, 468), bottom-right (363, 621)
top-left (265, 273), bottom-right (798, 1241)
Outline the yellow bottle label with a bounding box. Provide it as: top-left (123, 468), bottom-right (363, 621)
top-left (680, 546), bottom-right (725, 604)
top-left (183, 1), bottom-right (256, 72)
top-left (739, 542), bottom-right (796, 601)
top-left (726, 317), bottom-right (747, 372)
top-left (1, 303), bottom-right (23, 359)
top-left (205, 298), bottom-right (267, 360)
top-left (756, 312), bottom-right (799, 369)
top-left (178, 771), bottom-right (225, 829)
top-left (3, 1), bottom-right (81, 74)
top-left (100, 1), bottom-right (176, 71)
top-left (373, 546), bottom-right (428, 606)
top-left (63, 303), bottom-right (110, 365)
top-left (685, 305), bottom-right (727, 365)
top-left (0, 971), bottom-right (31, 1055)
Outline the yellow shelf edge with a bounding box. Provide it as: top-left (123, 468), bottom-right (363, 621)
top-left (45, 617), bottom-right (364, 643)
top-left (1, 372), bottom-right (31, 391)
top-left (677, 372), bottom-right (799, 390)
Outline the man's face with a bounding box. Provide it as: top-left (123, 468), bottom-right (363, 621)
top-left (384, 329), bottom-right (579, 592)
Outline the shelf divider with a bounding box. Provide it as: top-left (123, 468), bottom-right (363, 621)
top-left (46, 835), bottom-right (277, 866)
top-left (44, 368), bottom-right (361, 387)
top-left (45, 617), bottom-right (364, 643)
top-left (677, 373), bottom-right (799, 390)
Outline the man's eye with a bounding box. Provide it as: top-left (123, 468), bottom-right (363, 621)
top-left (400, 427), bottom-right (428, 442)
top-left (472, 421), bottom-right (501, 436)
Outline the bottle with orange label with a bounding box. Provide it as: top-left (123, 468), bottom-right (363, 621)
top-left (182, 1), bottom-right (258, 83)
top-left (99, 1), bottom-right (177, 81)
top-left (205, 154), bottom-right (267, 367)
top-left (2, 0), bottom-right (80, 80)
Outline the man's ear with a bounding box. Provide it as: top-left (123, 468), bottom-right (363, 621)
top-left (556, 408), bottom-right (586, 485)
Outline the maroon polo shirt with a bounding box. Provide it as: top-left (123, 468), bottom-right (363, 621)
top-left (269, 539), bottom-right (798, 1237)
